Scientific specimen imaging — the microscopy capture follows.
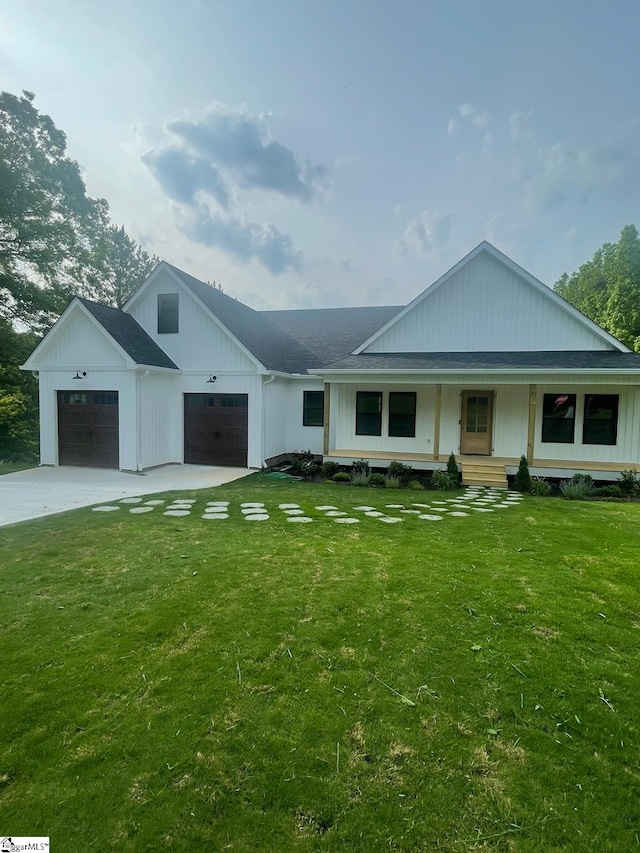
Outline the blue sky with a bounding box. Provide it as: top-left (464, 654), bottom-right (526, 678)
top-left (1, 0), bottom-right (639, 309)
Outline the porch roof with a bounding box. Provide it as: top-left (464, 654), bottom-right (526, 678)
top-left (314, 351), bottom-right (640, 373)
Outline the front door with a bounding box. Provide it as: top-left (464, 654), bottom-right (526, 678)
top-left (460, 391), bottom-right (493, 455)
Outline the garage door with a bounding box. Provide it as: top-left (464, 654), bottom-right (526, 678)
top-left (184, 394), bottom-right (248, 467)
top-left (57, 391), bottom-right (119, 468)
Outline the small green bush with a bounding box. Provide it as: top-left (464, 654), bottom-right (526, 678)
top-left (322, 460), bottom-right (340, 479)
top-left (431, 469), bottom-right (455, 490)
top-left (530, 476), bottom-right (552, 496)
top-left (618, 469), bottom-right (640, 495)
top-left (333, 471), bottom-right (350, 483)
top-left (446, 452), bottom-right (460, 486)
top-left (369, 473), bottom-right (386, 487)
top-left (515, 455), bottom-right (531, 493)
top-left (596, 484), bottom-right (623, 497)
top-left (384, 475), bottom-right (401, 489)
top-left (387, 460), bottom-right (413, 483)
top-left (560, 474), bottom-right (595, 500)
top-left (350, 472), bottom-right (370, 487)
top-left (408, 479), bottom-right (425, 491)
top-left (352, 459), bottom-right (370, 477)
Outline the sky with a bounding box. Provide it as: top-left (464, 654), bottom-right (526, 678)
top-left (1, 0), bottom-right (639, 310)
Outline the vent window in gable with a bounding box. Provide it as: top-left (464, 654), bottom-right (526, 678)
top-left (158, 293), bottom-right (179, 334)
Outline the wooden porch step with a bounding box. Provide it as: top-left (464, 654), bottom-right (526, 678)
top-left (461, 461), bottom-right (508, 489)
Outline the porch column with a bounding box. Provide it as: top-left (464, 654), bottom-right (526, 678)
top-left (323, 382), bottom-right (331, 456)
top-left (527, 384), bottom-right (537, 463)
top-left (433, 383), bottom-right (442, 460)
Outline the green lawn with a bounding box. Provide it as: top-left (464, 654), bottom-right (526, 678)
top-left (1, 475), bottom-right (639, 851)
top-left (0, 461), bottom-right (37, 475)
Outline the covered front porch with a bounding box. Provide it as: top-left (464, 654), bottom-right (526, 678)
top-left (320, 377), bottom-right (640, 487)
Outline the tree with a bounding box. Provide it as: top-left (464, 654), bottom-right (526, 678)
top-left (555, 225), bottom-right (640, 351)
top-left (0, 319), bottom-right (39, 460)
top-left (90, 224), bottom-right (159, 308)
top-left (0, 90), bottom-right (107, 331)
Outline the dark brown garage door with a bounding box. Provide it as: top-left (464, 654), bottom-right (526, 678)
top-left (57, 391), bottom-right (119, 468)
top-left (184, 394), bottom-right (248, 467)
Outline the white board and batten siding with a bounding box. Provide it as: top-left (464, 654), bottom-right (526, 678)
top-left (363, 251), bottom-right (613, 353)
top-left (263, 379), bottom-right (325, 462)
top-left (37, 308), bottom-right (128, 368)
top-left (127, 269), bottom-right (257, 372)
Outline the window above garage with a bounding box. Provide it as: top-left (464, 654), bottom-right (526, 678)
top-left (158, 293), bottom-right (179, 334)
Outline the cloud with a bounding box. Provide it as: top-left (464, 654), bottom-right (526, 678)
top-left (521, 136), bottom-right (640, 211)
top-left (447, 117), bottom-right (458, 136)
top-left (458, 103), bottom-right (489, 131)
top-left (395, 211), bottom-right (451, 257)
top-left (509, 110), bottom-right (533, 140)
top-left (165, 104), bottom-right (326, 202)
top-left (182, 205), bottom-right (302, 275)
top-left (141, 147), bottom-right (230, 209)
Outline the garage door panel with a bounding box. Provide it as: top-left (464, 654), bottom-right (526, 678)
top-left (184, 394), bottom-right (248, 467)
top-left (58, 391), bottom-right (119, 468)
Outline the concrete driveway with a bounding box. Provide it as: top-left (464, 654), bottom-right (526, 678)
top-left (0, 464), bottom-right (251, 527)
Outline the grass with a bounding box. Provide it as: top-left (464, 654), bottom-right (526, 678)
top-left (0, 461), bottom-right (37, 475)
top-left (1, 474), bottom-right (639, 851)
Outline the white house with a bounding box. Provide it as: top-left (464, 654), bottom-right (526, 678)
top-left (22, 242), bottom-right (640, 486)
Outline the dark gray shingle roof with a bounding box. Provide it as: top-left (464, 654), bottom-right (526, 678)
top-left (319, 351), bottom-right (640, 371)
top-left (263, 306), bottom-right (402, 368)
top-left (165, 264), bottom-right (318, 373)
top-left (79, 298), bottom-right (179, 370)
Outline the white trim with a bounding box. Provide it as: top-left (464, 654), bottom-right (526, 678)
top-left (21, 299), bottom-right (136, 370)
top-left (352, 241), bottom-right (630, 355)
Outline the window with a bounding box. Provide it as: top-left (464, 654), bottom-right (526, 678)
top-left (61, 393), bottom-right (86, 405)
top-left (158, 293), bottom-right (179, 333)
top-left (356, 391), bottom-right (382, 436)
top-left (303, 390), bottom-right (324, 426)
top-left (389, 392), bottom-right (416, 437)
top-left (542, 393), bottom-right (576, 443)
top-left (583, 394), bottom-right (618, 445)
top-left (92, 392), bottom-right (118, 405)
top-left (464, 395), bottom-right (490, 434)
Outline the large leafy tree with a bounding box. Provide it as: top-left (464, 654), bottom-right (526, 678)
top-left (0, 319), bottom-right (39, 460)
top-left (555, 225), bottom-right (640, 351)
top-left (90, 223), bottom-right (159, 308)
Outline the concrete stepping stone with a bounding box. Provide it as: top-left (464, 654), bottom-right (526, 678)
top-left (364, 510), bottom-right (385, 517)
top-left (245, 513), bottom-right (269, 521)
top-left (449, 511), bottom-right (469, 517)
top-left (163, 510), bottom-right (191, 517)
top-left (172, 499), bottom-right (196, 504)
top-left (419, 514), bottom-right (443, 521)
top-left (471, 508), bottom-right (494, 512)
top-left (287, 516), bottom-right (313, 523)
top-left (241, 507), bottom-right (265, 515)
top-left (385, 504), bottom-right (405, 509)
top-left (283, 509), bottom-right (305, 515)
top-left (144, 499), bottom-right (165, 506)
top-left (400, 509), bottom-right (421, 514)
top-left (379, 516), bottom-right (403, 523)
top-left (354, 505), bottom-right (376, 511)
top-left (279, 503), bottom-right (300, 509)
top-left (325, 510), bottom-right (347, 517)
top-left (202, 513), bottom-right (229, 520)
top-left (241, 502), bottom-right (264, 507)
top-left (316, 505), bottom-right (337, 510)
top-left (92, 505), bottom-right (120, 512)
top-left (129, 507), bottom-right (154, 514)
top-left (207, 501), bottom-right (229, 506)
top-left (334, 517), bottom-right (359, 524)
top-left (120, 497), bottom-right (143, 504)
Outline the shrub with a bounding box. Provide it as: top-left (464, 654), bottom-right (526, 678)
top-left (322, 460), bottom-right (340, 479)
top-left (333, 471), bottom-right (350, 483)
top-left (368, 473), bottom-right (386, 487)
top-left (596, 484), bottom-right (623, 497)
top-left (352, 459), bottom-right (370, 477)
top-left (408, 479), bottom-right (425, 491)
top-left (530, 476), bottom-right (552, 496)
top-left (446, 452), bottom-right (460, 486)
top-left (560, 473), bottom-right (595, 500)
top-left (387, 460), bottom-right (413, 484)
top-left (350, 472), bottom-right (370, 487)
top-left (431, 469), bottom-right (455, 490)
top-left (514, 455), bottom-right (531, 493)
top-left (289, 450), bottom-right (315, 476)
top-left (618, 469), bottom-right (640, 495)
top-left (384, 475), bottom-right (401, 489)
top-left (298, 460), bottom-right (320, 479)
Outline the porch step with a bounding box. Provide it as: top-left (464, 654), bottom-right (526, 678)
top-left (461, 461), bottom-right (508, 489)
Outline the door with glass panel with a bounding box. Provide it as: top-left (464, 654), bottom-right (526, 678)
top-left (460, 391), bottom-right (493, 455)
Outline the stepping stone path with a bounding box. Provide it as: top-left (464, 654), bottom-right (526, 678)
top-left (92, 487), bottom-right (524, 527)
